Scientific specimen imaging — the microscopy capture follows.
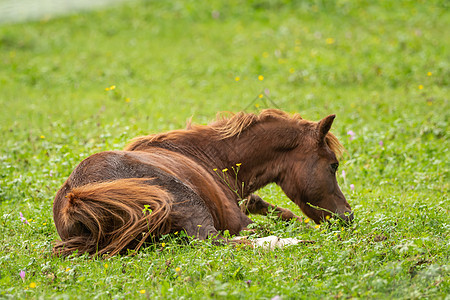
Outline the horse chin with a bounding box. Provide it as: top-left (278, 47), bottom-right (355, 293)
top-left (297, 202), bottom-right (325, 224)
top-left (310, 212), bottom-right (354, 225)
top-left (299, 203), bottom-right (354, 225)
top-left (323, 211), bottom-right (354, 225)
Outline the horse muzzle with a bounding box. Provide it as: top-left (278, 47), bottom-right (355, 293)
top-left (338, 211), bottom-right (354, 224)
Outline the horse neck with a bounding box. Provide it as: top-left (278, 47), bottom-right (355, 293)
top-left (181, 131), bottom-right (285, 197)
top-left (155, 121), bottom-right (305, 197)
top-left (223, 139), bottom-right (285, 195)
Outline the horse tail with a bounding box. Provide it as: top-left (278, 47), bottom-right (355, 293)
top-left (53, 178), bottom-right (173, 257)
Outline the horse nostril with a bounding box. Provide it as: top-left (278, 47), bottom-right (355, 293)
top-left (339, 211), bottom-right (354, 224)
top-left (347, 212), bottom-right (354, 223)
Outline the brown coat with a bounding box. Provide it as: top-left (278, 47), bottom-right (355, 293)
top-left (53, 109), bottom-right (352, 257)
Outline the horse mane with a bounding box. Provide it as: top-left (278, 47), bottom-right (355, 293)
top-left (125, 109), bottom-right (344, 158)
top-left (324, 132), bottom-right (344, 158)
top-left (212, 109), bottom-right (343, 158)
top-left (212, 109), bottom-right (303, 139)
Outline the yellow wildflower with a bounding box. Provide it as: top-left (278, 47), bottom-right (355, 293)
top-left (29, 282), bottom-right (36, 288)
top-left (419, 85), bottom-right (424, 90)
top-left (262, 52), bottom-right (269, 58)
top-left (161, 243), bottom-right (165, 247)
top-left (326, 38), bottom-right (335, 44)
top-left (66, 268), bottom-right (71, 272)
top-left (110, 85), bottom-right (116, 90)
top-left (40, 135), bottom-right (45, 139)
top-left (175, 267), bottom-right (181, 272)
top-left (236, 163), bottom-right (242, 166)
top-left (222, 168), bottom-right (228, 172)
top-left (258, 75), bottom-right (264, 81)
top-left (104, 263), bottom-right (108, 269)
top-left (427, 72), bottom-right (432, 76)
top-left (258, 94), bottom-right (263, 98)
top-left (304, 218), bottom-right (310, 223)
top-left (125, 98), bottom-right (131, 103)
top-left (235, 76), bottom-right (240, 81)
top-left (289, 68), bottom-right (295, 74)
top-left (325, 215), bottom-right (331, 220)
top-left (140, 290), bottom-right (146, 294)
top-left (314, 225), bottom-right (320, 229)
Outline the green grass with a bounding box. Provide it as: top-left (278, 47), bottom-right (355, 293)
top-left (0, 0), bottom-right (449, 298)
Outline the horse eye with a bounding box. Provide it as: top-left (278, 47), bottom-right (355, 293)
top-left (331, 163), bottom-right (339, 172)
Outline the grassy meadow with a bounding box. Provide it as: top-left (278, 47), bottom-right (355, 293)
top-left (0, 0), bottom-right (449, 298)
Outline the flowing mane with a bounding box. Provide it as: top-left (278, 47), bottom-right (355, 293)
top-left (125, 109), bottom-right (344, 158)
top-left (211, 109), bottom-right (303, 139)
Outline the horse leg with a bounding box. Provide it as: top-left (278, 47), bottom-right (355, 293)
top-left (176, 213), bottom-right (219, 240)
top-left (168, 194), bottom-right (254, 247)
top-left (174, 209), bottom-right (253, 247)
top-left (240, 194), bottom-right (303, 222)
top-left (174, 203), bottom-right (251, 244)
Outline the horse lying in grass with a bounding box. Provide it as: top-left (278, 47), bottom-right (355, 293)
top-left (53, 109), bottom-right (353, 257)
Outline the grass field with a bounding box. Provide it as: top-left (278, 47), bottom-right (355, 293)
top-left (0, 0), bottom-right (449, 298)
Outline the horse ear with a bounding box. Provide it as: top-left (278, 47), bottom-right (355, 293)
top-left (317, 114), bottom-right (336, 140)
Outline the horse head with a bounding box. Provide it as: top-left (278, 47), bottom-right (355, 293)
top-left (278, 114), bottom-right (353, 224)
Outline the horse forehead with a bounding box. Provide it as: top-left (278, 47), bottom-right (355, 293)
top-left (296, 139), bottom-right (335, 161)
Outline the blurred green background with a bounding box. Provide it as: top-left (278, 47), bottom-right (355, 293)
top-left (0, 0), bottom-right (448, 299)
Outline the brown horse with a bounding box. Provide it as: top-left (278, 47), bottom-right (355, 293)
top-left (53, 109), bottom-right (352, 257)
